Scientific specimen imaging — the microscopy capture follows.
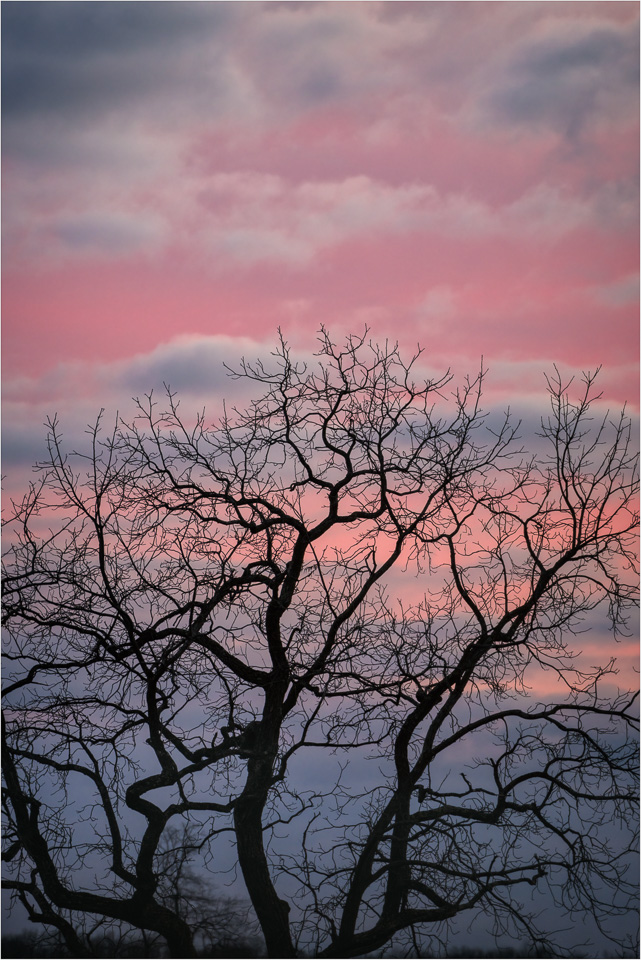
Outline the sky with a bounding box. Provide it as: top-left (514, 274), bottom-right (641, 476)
top-left (1, 3), bottom-right (639, 950)
top-left (2, 0), bottom-right (639, 487)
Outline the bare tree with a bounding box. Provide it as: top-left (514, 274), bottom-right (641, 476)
top-left (2, 330), bottom-right (638, 958)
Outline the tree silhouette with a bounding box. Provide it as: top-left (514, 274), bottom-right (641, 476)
top-left (2, 331), bottom-right (638, 958)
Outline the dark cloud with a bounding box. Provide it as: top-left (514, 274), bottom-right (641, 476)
top-left (2, 1), bottom-right (224, 57)
top-left (1, 1), bottom-right (236, 139)
top-left (114, 336), bottom-right (268, 400)
top-left (1, 422), bottom-right (49, 470)
top-left (491, 23), bottom-right (639, 137)
top-left (4, 3), bottom-right (638, 154)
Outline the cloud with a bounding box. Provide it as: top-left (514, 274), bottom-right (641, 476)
top-left (53, 212), bottom-right (167, 256)
top-left (3, 334), bottom-right (273, 407)
top-left (4, 4), bottom-right (637, 169)
top-left (3, 3), bottom-right (638, 272)
top-left (187, 176), bottom-right (630, 265)
top-left (8, 167), bottom-right (616, 269)
top-left (3, 324), bottom-right (637, 519)
top-left (487, 19), bottom-right (639, 137)
top-left (2, 2), bottom-right (391, 168)
top-left (1, 334), bottom-right (270, 480)
top-left (1, 1), bottom-right (237, 124)
top-left (113, 334), bottom-right (270, 397)
top-left (1, 421), bottom-right (52, 472)
top-left (593, 274), bottom-right (639, 307)
top-left (2, 3), bottom-right (637, 454)
top-left (1, 0), bottom-right (256, 202)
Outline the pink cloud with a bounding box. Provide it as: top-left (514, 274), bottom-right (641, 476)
top-left (3, 2), bottom-right (637, 423)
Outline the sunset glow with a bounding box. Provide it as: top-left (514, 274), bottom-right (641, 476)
top-left (3, 2), bottom-right (638, 439)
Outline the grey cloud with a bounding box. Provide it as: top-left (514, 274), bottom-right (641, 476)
top-left (2, 1), bottom-right (228, 58)
top-left (54, 213), bottom-right (164, 255)
top-left (4, 4), bottom-right (638, 159)
top-left (113, 336), bottom-right (269, 400)
top-left (298, 63), bottom-right (344, 104)
top-left (1, 336), bottom-right (270, 476)
top-left (1, 396), bottom-right (115, 481)
top-left (1, 0), bottom-right (347, 128)
top-left (490, 23), bottom-right (639, 136)
top-left (2, 1), bottom-right (240, 157)
top-left (2, 335), bottom-right (283, 419)
top-left (0, 0), bottom-right (379, 165)
top-left (1, 422), bottom-right (50, 470)
top-left (242, 10), bottom-right (355, 111)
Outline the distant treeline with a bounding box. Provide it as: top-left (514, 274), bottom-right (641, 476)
top-left (0, 933), bottom-right (262, 958)
top-left (1, 932), bottom-right (606, 960)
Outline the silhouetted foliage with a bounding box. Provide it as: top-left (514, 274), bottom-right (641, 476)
top-left (2, 933), bottom-right (43, 958)
top-left (1, 928), bottom-right (264, 958)
top-left (3, 331), bottom-right (638, 958)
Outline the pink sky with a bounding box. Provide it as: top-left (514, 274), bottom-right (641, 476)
top-left (3, 1), bottom-right (639, 474)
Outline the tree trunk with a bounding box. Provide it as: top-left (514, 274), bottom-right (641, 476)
top-left (234, 760), bottom-right (296, 958)
top-left (166, 930), bottom-right (198, 959)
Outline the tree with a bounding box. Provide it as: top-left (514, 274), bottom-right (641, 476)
top-left (1, 826), bottom-right (261, 958)
top-left (2, 330), bottom-right (638, 959)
